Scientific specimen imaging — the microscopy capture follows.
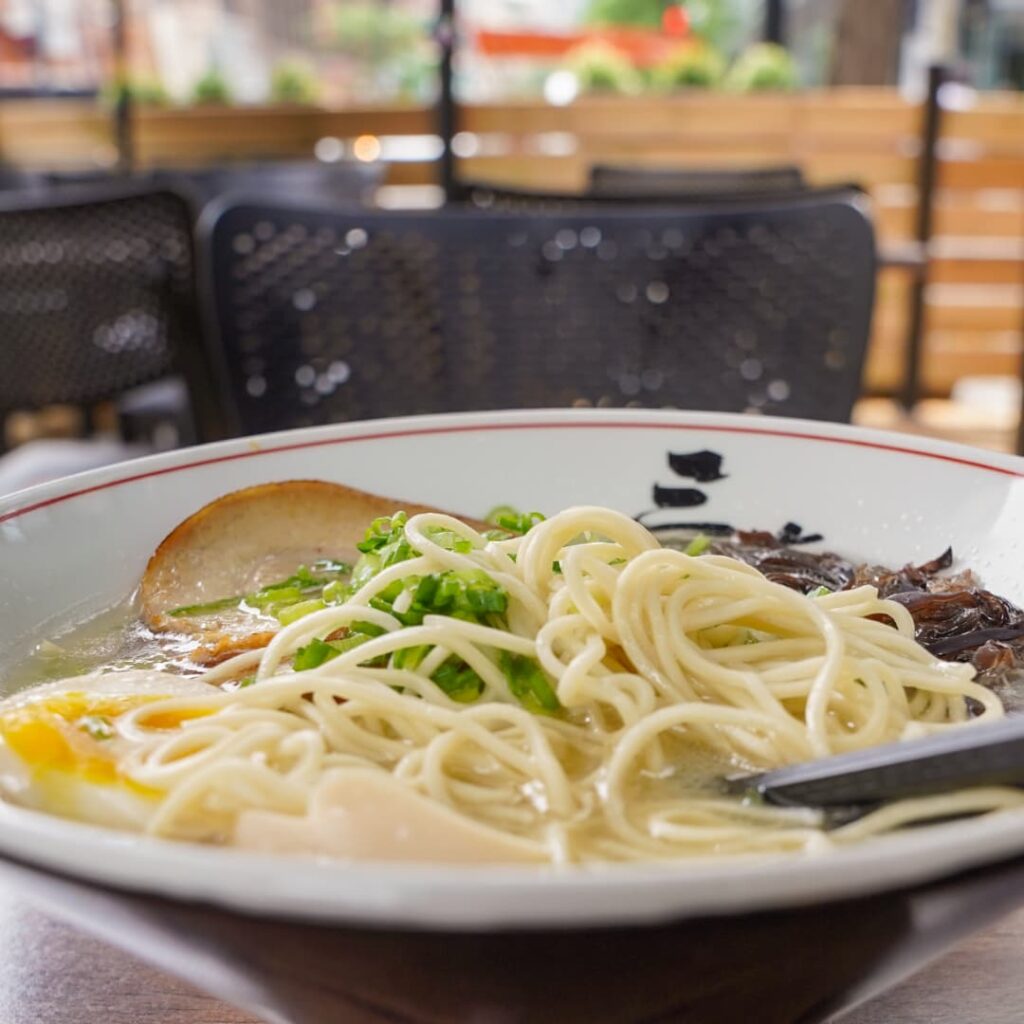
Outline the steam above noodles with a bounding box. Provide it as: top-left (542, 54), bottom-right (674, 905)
top-left (5, 504), bottom-right (1013, 865)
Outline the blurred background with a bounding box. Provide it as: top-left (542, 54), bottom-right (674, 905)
top-left (0, 0), bottom-right (1022, 488)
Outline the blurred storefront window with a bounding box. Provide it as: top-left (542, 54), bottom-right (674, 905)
top-left (0, 0), bottom-right (107, 96)
top-left (0, 1), bottom-right (1020, 107)
top-left (961, 0), bottom-right (1024, 89)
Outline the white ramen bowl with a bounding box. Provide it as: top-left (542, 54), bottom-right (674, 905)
top-left (2, 408), bottom-right (1024, 929)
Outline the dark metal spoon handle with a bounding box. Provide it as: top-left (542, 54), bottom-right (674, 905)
top-left (730, 715), bottom-right (1024, 808)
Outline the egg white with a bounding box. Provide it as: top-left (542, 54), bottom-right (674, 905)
top-left (0, 670), bottom-right (217, 832)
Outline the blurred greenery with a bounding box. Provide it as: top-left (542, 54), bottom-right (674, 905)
top-left (326, 2), bottom-right (433, 100)
top-left (585, 0), bottom-right (739, 50)
top-left (330, 3), bottom-right (421, 61)
top-left (192, 68), bottom-right (232, 105)
top-left (101, 76), bottom-right (169, 108)
top-left (566, 40), bottom-right (642, 93)
top-left (391, 49), bottom-right (438, 101)
top-left (726, 42), bottom-right (798, 91)
top-left (683, 0), bottom-right (740, 51)
top-left (270, 59), bottom-right (320, 104)
top-left (586, 0), bottom-right (667, 29)
top-left (653, 40), bottom-right (726, 88)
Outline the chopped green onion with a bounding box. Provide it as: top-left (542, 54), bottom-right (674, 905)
top-left (276, 598), bottom-right (326, 626)
top-left (500, 511), bottom-right (545, 535)
top-left (498, 651), bottom-right (561, 715)
top-left (294, 621), bottom-right (390, 671)
top-left (485, 506), bottom-right (546, 536)
top-left (369, 595), bottom-right (397, 617)
top-left (322, 580), bottom-right (349, 604)
top-left (372, 569), bottom-right (508, 628)
top-left (424, 525), bottom-right (474, 554)
top-left (79, 715), bottom-right (114, 741)
top-left (351, 620), bottom-right (387, 638)
top-left (167, 560), bottom-right (351, 619)
top-left (810, 585), bottom-right (832, 598)
top-left (293, 637), bottom-right (343, 672)
top-left (249, 585), bottom-right (304, 610)
top-left (392, 645), bottom-right (430, 671)
top-left (349, 512), bottom-right (417, 593)
top-left (684, 535), bottom-right (711, 557)
top-left (332, 633), bottom-right (376, 656)
top-left (357, 512), bottom-right (409, 554)
top-left (168, 595), bottom-right (247, 618)
top-left (485, 504), bottom-right (518, 524)
top-left (431, 656), bottom-right (485, 703)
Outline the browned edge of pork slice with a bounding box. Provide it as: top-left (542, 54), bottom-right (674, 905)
top-left (138, 480), bottom-right (489, 663)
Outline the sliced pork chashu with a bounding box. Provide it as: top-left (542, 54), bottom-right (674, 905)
top-left (139, 480), bottom-right (487, 664)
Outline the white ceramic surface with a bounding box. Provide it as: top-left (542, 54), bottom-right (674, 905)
top-left (2, 408), bottom-right (1024, 929)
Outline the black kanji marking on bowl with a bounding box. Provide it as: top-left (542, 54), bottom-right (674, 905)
top-left (667, 449), bottom-right (726, 483)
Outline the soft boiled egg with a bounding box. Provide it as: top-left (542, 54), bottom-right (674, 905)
top-left (0, 670), bottom-right (217, 832)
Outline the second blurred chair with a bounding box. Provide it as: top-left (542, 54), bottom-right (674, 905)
top-left (588, 163), bottom-right (805, 199)
top-left (198, 190), bottom-right (875, 438)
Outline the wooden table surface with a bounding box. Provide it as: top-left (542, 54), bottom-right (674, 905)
top-left (2, 872), bottom-right (1023, 1024)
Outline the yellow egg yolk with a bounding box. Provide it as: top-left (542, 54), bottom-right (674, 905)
top-left (0, 691), bottom-right (210, 798)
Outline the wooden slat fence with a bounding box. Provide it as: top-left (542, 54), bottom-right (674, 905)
top-left (0, 88), bottom-right (1020, 399)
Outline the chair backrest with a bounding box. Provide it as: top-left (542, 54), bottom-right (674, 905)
top-left (0, 183), bottom-right (214, 428)
top-left (453, 178), bottom-right (852, 215)
top-left (152, 160), bottom-right (383, 212)
top-left (198, 191), bottom-right (875, 437)
top-left (588, 163), bottom-right (806, 199)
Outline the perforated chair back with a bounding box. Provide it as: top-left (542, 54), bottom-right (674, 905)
top-left (152, 160), bottom-right (383, 211)
top-left (0, 184), bottom-right (211, 426)
top-left (588, 163), bottom-right (806, 199)
top-left (455, 178), bottom-right (844, 215)
top-left (199, 192), bottom-right (875, 437)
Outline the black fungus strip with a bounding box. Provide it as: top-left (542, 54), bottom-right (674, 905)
top-left (927, 626), bottom-right (1024, 659)
top-left (777, 522), bottom-right (824, 546)
top-left (653, 519), bottom-right (1024, 692)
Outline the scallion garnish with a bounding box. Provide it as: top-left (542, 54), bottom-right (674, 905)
top-left (498, 651), bottom-right (561, 716)
top-left (168, 561), bottom-right (351, 619)
top-left (79, 714), bottom-right (114, 741)
top-left (684, 535), bottom-right (711, 557)
top-left (431, 656), bottom-right (485, 703)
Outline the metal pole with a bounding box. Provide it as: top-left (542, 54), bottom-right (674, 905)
top-left (436, 0), bottom-right (457, 202)
top-left (764, 0), bottom-right (787, 45)
top-left (900, 62), bottom-right (945, 410)
top-left (111, 0), bottom-right (134, 174)
top-left (1016, 255), bottom-right (1024, 455)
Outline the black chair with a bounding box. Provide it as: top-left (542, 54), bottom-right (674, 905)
top-left (0, 165), bottom-right (47, 192)
top-left (588, 163), bottom-right (806, 199)
top-left (454, 165), bottom-right (807, 211)
top-left (197, 191), bottom-right (875, 438)
top-left (453, 179), bottom-right (860, 216)
top-left (32, 161), bottom-right (382, 218)
top-left (0, 183), bottom-right (222, 451)
top-left (151, 160), bottom-right (383, 213)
